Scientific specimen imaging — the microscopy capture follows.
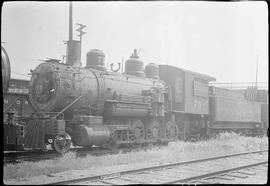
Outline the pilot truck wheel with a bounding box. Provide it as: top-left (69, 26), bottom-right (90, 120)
top-left (52, 134), bottom-right (71, 154)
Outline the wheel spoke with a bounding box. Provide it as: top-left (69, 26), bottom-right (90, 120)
top-left (52, 134), bottom-right (71, 154)
top-left (146, 120), bottom-right (161, 140)
top-left (166, 121), bottom-right (178, 140)
top-left (128, 120), bottom-right (145, 142)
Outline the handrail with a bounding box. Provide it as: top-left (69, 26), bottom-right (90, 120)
top-left (53, 95), bottom-right (83, 119)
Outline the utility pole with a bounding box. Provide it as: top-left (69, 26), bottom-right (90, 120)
top-left (255, 55), bottom-right (259, 88)
top-left (69, 1), bottom-right (73, 41)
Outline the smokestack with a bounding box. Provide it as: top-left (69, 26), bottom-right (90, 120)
top-left (66, 1), bottom-right (81, 67)
top-left (69, 1), bottom-right (73, 41)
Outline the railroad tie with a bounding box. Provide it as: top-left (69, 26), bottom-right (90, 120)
top-left (189, 179), bottom-right (218, 184)
top-left (226, 173), bottom-right (248, 179)
top-left (213, 175), bottom-right (235, 181)
top-left (235, 171), bottom-right (256, 175)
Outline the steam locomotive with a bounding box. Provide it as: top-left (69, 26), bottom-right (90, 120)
top-left (3, 4), bottom-right (268, 154)
top-left (24, 49), bottom-right (180, 153)
top-left (2, 47), bottom-right (268, 154)
top-left (18, 47), bottom-right (265, 153)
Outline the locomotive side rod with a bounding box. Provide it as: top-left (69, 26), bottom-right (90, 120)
top-left (53, 95), bottom-right (83, 119)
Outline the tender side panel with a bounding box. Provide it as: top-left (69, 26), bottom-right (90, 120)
top-left (213, 97), bottom-right (261, 122)
top-left (210, 87), bottom-right (261, 123)
top-left (213, 86), bottom-right (245, 100)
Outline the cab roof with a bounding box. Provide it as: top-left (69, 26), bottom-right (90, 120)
top-left (159, 65), bottom-right (216, 82)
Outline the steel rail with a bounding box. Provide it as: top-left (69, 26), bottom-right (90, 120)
top-left (45, 149), bottom-right (268, 185)
top-left (165, 161), bottom-right (268, 184)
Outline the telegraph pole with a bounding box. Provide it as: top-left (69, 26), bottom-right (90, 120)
top-left (69, 1), bottom-right (73, 41)
top-left (255, 55), bottom-right (259, 88)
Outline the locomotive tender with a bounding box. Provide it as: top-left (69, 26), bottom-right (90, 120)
top-left (209, 86), bottom-right (262, 135)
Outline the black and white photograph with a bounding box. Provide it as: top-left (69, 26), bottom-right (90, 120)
top-left (2, 1), bottom-right (268, 185)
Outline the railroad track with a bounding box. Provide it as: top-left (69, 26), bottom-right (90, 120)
top-left (45, 149), bottom-right (268, 185)
top-left (4, 143), bottom-right (164, 164)
top-left (4, 147), bottom-right (119, 164)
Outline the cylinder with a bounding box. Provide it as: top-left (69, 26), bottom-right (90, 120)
top-left (86, 49), bottom-right (106, 71)
top-left (72, 125), bottom-right (110, 147)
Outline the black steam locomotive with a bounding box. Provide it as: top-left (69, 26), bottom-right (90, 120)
top-left (25, 48), bottom-right (181, 153)
top-left (3, 46), bottom-right (268, 154)
top-left (5, 48), bottom-right (266, 153)
top-left (2, 4), bottom-right (268, 153)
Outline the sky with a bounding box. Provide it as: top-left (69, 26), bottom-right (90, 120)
top-left (1, 1), bottom-right (268, 87)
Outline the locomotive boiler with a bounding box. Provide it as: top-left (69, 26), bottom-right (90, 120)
top-left (25, 48), bottom-right (178, 153)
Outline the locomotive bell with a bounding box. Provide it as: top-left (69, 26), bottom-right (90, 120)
top-left (125, 49), bottom-right (145, 77)
top-left (145, 63), bottom-right (159, 79)
top-left (86, 49), bottom-right (106, 71)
